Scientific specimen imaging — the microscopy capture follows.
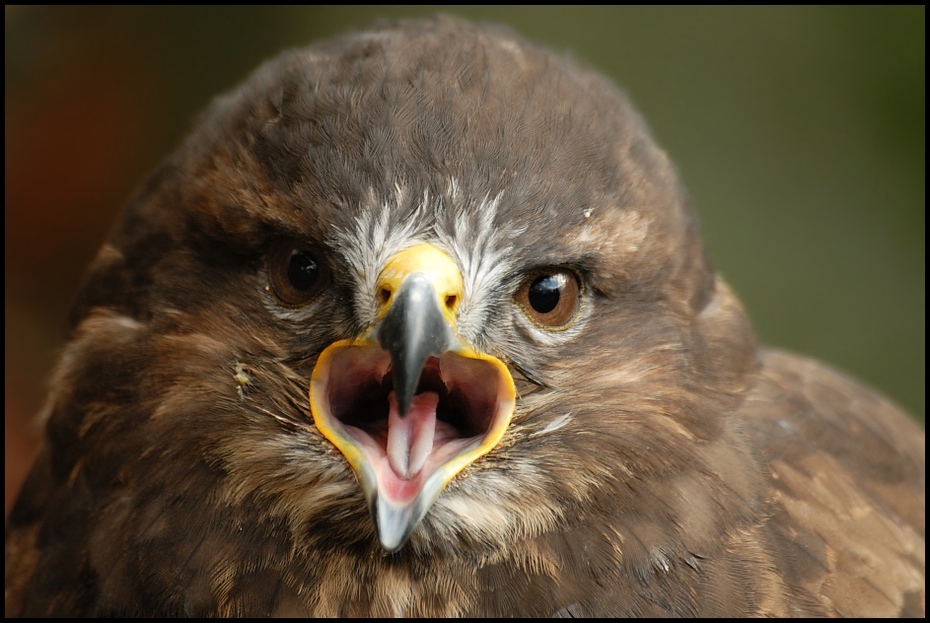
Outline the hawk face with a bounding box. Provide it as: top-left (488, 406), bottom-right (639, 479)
top-left (65, 16), bottom-right (750, 558)
top-left (8, 15), bottom-right (921, 619)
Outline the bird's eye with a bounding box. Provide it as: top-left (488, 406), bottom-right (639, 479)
top-left (515, 268), bottom-right (582, 329)
top-left (269, 242), bottom-right (328, 306)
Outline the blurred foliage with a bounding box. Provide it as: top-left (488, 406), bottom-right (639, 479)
top-left (4, 6), bottom-right (924, 507)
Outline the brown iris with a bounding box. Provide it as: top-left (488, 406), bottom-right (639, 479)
top-left (515, 268), bottom-right (582, 329)
top-left (269, 242), bottom-right (328, 306)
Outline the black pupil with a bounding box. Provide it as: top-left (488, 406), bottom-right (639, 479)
top-left (288, 251), bottom-right (319, 291)
top-left (528, 274), bottom-right (564, 313)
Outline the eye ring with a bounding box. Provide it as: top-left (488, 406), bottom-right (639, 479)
top-left (514, 267), bottom-right (583, 331)
top-left (268, 241), bottom-right (328, 307)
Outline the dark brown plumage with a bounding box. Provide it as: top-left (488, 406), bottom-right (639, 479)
top-left (5, 16), bottom-right (924, 617)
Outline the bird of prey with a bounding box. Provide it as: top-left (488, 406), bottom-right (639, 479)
top-left (5, 16), bottom-right (924, 617)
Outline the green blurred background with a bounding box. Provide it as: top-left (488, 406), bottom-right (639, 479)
top-left (5, 7), bottom-right (924, 510)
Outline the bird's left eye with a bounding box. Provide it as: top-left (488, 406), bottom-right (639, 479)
top-left (515, 268), bottom-right (582, 330)
top-left (269, 242), bottom-right (328, 306)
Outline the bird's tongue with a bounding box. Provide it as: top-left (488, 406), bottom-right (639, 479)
top-left (386, 391), bottom-right (438, 480)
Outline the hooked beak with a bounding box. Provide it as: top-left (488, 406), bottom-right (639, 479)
top-left (309, 244), bottom-right (516, 551)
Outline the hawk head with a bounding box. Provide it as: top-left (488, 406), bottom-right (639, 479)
top-left (9, 15), bottom-right (920, 618)
top-left (66, 15), bottom-right (749, 554)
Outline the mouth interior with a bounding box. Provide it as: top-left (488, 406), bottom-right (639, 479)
top-left (336, 357), bottom-right (489, 438)
top-left (319, 346), bottom-right (503, 500)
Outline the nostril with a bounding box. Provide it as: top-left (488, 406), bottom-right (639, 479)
top-left (379, 287), bottom-right (392, 306)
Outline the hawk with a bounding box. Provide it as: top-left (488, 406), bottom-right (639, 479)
top-left (5, 16), bottom-right (924, 617)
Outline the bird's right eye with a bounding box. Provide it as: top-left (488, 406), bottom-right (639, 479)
top-left (269, 242), bottom-right (328, 307)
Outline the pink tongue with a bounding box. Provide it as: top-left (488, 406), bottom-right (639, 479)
top-left (386, 391), bottom-right (439, 479)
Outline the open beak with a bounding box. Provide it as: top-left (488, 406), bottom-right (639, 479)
top-left (309, 243), bottom-right (516, 552)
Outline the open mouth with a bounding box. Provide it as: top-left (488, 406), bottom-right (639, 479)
top-left (310, 341), bottom-right (514, 506)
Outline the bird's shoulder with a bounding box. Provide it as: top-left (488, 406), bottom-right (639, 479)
top-left (740, 348), bottom-right (924, 617)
